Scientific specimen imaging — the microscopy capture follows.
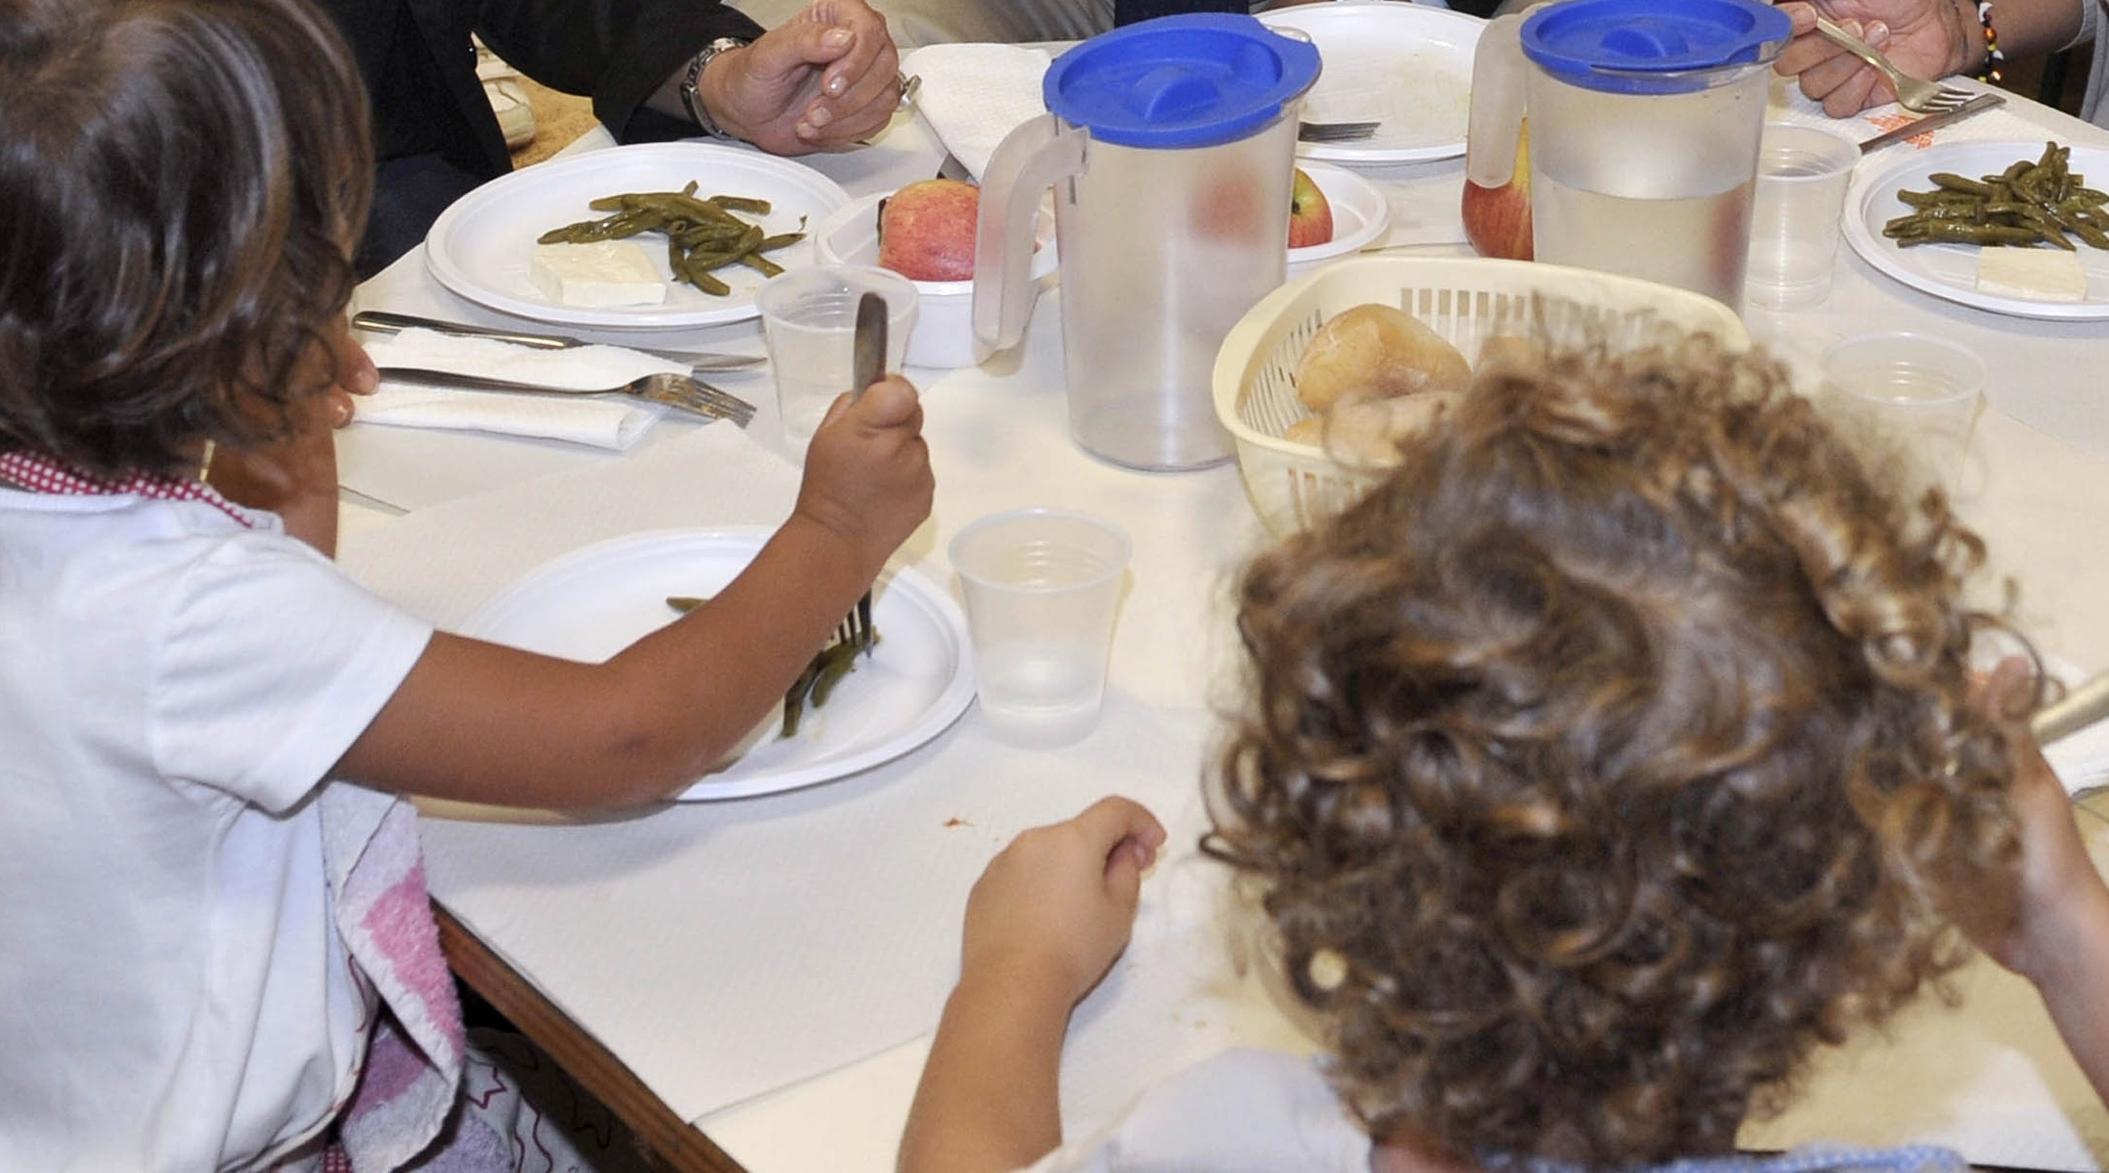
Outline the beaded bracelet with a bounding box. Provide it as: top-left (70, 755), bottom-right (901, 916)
top-left (1973, 0), bottom-right (2006, 85)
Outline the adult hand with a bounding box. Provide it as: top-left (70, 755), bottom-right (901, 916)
top-left (959, 797), bottom-right (1168, 1009)
top-left (1772, 0), bottom-right (1974, 117)
top-left (700, 0), bottom-right (904, 155)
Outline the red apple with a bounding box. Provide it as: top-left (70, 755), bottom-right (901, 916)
top-left (1288, 167), bottom-right (1334, 249)
top-left (1462, 118), bottom-right (1532, 262)
top-left (877, 178), bottom-right (979, 281)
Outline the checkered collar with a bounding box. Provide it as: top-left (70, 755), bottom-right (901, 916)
top-left (0, 450), bottom-right (256, 529)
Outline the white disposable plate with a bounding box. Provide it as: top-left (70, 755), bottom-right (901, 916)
top-left (424, 143), bottom-right (852, 331)
top-left (1843, 140), bottom-right (2109, 321)
top-left (1288, 162), bottom-right (1393, 273)
top-left (1260, 2), bottom-right (1482, 165)
top-left (459, 529), bottom-right (974, 801)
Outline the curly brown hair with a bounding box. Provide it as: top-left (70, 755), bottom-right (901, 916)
top-left (0, 0), bottom-right (372, 479)
top-left (1207, 330), bottom-right (2031, 1165)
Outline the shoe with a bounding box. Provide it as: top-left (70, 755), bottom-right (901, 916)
top-left (473, 37), bottom-right (536, 151)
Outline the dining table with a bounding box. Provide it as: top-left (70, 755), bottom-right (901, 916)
top-left (335, 59), bottom-right (2109, 1173)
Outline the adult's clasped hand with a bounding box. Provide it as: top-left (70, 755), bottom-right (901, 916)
top-left (701, 0), bottom-right (906, 154)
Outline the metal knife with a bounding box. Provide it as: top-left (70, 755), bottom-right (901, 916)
top-left (851, 292), bottom-right (887, 404)
top-left (1858, 92), bottom-right (2005, 154)
top-left (350, 310), bottom-right (766, 372)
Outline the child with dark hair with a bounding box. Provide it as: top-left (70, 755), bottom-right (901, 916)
top-left (0, 0), bottom-right (930, 1167)
top-left (898, 335), bottom-right (2109, 1172)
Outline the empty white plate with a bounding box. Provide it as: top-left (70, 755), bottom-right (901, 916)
top-left (1262, 3), bottom-right (1483, 165)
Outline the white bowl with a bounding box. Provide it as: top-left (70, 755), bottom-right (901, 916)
top-left (814, 191), bottom-right (1058, 369)
top-left (1285, 162), bottom-right (1391, 282)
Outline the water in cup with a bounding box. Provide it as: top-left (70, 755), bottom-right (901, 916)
top-left (1746, 125), bottom-right (1859, 310)
top-left (949, 508), bottom-right (1131, 749)
top-left (755, 266), bottom-right (915, 445)
top-left (975, 644), bottom-right (1106, 745)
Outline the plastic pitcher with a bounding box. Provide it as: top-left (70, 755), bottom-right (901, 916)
top-left (1466, 0), bottom-right (1791, 313)
top-left (974, 14), bottom-right (1320, 471)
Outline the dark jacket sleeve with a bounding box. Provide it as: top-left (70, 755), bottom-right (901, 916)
top-left (594, 0), bottom-right (765, 143)
top-left (469, 0), bottom-right (764, 143)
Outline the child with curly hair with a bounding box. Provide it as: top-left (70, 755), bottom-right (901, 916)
top-left (897, 332), bottom-right (2109, 1172)
top-left (0, 0), bottom-right (929, 1167)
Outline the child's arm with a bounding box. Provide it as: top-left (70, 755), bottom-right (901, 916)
top-left (898, 797), bottom-right (1166, 1173)
top-left (1961, 658), bottom-right (2109, 1104)
top-left (332, 375), bottom-right (933, 810)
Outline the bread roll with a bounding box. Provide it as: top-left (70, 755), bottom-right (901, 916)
top-left (1285, 393), bottom-right (1461, 468)
top-left (1293, 304), bottom-right (1470, 413)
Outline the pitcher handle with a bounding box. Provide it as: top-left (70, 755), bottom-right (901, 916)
top-left (973, 112), bottom-right (1086, 353)
top-left (1464, 12), bottom-right (1528, 189)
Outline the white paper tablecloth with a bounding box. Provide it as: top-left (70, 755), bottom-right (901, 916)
top-left (338, 94), bottom-right (2109, 1172)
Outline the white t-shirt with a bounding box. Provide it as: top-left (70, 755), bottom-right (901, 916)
top-left (1023, 1050), bottom-right (1968, 1173)
top-left (0, 488), bottom-right (433, 1171)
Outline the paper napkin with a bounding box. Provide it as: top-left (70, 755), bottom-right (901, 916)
top-left (356, 328), bottom-right (685, 450)
top-left (901, 43), bottom-right (1053, 181)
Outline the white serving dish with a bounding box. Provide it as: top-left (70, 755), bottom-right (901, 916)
top-left (1285, 162), bottom-right (1392, 280)
top-left (814, 192), bottom-right (1059, 368)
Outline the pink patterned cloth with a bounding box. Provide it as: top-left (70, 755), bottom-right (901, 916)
top-left (1, 452), bottom-right (465, 1172)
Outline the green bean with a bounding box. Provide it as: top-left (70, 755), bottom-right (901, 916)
top-left (1931, 172), bottom-right (1994, 195)
top-left (542, 182), bottom-right (809, 294)
top-left (1891, 141), bottom-right (2109, 252)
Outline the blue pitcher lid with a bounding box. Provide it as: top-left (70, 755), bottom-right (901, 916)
top-left (1521, 0), bottom-right (1790, 95)
top-left (1043, 13), bottom-right (1321, 150)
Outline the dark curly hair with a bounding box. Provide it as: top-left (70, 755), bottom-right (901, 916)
top-left (1207, 330), bottom-right (2032, 1165)
top-left (0, 0), bottom-right (372, 479)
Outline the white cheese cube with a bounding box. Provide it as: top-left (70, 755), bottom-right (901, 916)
top-left (1975, 246), bottom-right (2090, 303)
top-left (529, 240), bottom-right (667, 308)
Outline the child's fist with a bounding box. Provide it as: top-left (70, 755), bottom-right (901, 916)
top-left (960, 796), bottom-right (1167, 1008)
top-left (795, 375), bottom-right (934, 572)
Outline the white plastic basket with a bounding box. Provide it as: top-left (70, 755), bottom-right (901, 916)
top-left (1211, 256), bottom-right (1753, 537)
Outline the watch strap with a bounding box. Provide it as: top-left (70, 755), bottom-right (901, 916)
top-left (680, 37), bottom-right (750, 141)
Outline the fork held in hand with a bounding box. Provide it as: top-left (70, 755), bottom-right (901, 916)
top-left (375, 367), bottom-right (756, 426)
top-left (840, 291), bottom-right (889, 659)
top-left (1811, 15), bottom-right (1977, 113)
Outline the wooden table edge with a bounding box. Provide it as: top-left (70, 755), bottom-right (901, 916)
top-left (434, 903), bottom-right (748, 1172)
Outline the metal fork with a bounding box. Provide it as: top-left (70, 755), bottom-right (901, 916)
top-left (1812, 16), bottom-right (1976, 113)
top-left (375, 366), bottom-right (757, 426)
top-left (1298, 119), bottom-right (1379, 144)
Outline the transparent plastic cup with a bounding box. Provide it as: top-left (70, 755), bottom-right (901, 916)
top-left (1746, 123), bottom-right (1860, 311)
top-left (1820, 332), bottom-right (1986, 495)
top-left (754, 266), bottom-right (915, 445)
top-left (949, 509), bottom-right (1132, 748)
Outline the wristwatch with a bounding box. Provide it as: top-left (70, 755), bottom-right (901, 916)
top-left (680, 36), bottom-right (750, 141)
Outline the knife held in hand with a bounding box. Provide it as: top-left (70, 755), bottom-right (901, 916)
top-left (350, 310), bottom-right (765, 372)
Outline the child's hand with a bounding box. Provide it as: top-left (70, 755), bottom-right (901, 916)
top-left (960, 797), bottom-right (1168, 1008)
top-left (1956, 657), bottom-right (2109, 983)
top-left (326, 324), bottom-right (378, 429)
top-left (792, 375), bottom-right (933, 572)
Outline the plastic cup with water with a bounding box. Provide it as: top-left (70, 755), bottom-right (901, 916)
top-left (949, 509), bottom-right (1131, 748)
top-left (755, 266), bottom-right (915, 445)
top-left (1746, 123), bottom-right (1860, 311)
top-left (1820, 332), bottom-right (1986, 496)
